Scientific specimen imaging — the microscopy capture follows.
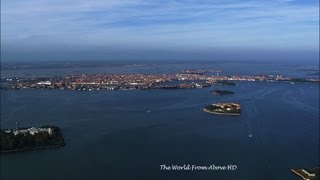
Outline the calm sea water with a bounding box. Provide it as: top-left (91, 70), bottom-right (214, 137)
top-left (1, 61), bottom-right (319, 180)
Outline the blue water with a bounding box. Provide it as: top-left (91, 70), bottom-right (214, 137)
top-left (1, 61), bottom-right (319, 180)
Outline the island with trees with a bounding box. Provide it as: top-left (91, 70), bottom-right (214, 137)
top-left (211, 89), bottom-right (235, 95)
top-left (0, 125), bottom-right (65, 153)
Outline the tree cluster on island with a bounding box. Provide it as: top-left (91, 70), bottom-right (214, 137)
top-left (211, 89), bottom-right (235, 95)
top-left (0, 126), bottom-right (64, 153)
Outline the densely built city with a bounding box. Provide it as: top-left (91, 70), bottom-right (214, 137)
top-left (1, 69), bottom-right (319, 91)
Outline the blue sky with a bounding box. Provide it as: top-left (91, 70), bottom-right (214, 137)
top-left (1, 0), bottom-right (319, 61)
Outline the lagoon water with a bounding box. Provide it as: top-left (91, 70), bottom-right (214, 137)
top-left (1, 61), bottom-right (319, 180)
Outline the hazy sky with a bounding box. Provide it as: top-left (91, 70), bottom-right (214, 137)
top-left (1, 0), bottom-right (319, 61)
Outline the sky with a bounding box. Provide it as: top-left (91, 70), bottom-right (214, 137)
top-left (1, 0), bottom-right (319, 61)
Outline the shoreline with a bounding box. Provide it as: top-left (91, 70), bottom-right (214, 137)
top-left (290, 169), bottom-right (306, 180)
top-left (1, 144), bottom-right (64, 154)
top-left (202, 108), bottom-right (240, 116)
top-left (290, 168), bottom-right (320, 180)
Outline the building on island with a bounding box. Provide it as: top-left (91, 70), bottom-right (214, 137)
top-left (12, 127), bottom-right (53, 136)
top-left (36, 81), bottom-right (52, 85)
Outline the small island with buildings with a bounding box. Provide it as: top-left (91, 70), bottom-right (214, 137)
top-left (203, 103), bottom-right (241, 115)
top-left (0, 125), bottom-right (65, 153)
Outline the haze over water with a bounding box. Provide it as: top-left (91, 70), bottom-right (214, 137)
top-left (1, 60), bottom-right (319, 180)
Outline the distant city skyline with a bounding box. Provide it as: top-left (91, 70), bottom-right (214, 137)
top-left (1, 0), bottom-right (319, 61)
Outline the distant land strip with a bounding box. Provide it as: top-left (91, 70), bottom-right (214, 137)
top-left (1, 70), bottom-right (319, 91)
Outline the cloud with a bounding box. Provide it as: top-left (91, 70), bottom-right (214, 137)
top-left (1, 0), bottom-right (319, 60)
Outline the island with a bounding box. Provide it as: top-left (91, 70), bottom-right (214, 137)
top-left (203, 103), bottom-right (241, 115)
top-left (291, 167), bottom-right (319, 180)
top-left (0, 125), bottom-right (65, 153)
top-left (1, 71), bottom-right (319, 91)
top-left (211, 89), bottom-right (234, 95)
